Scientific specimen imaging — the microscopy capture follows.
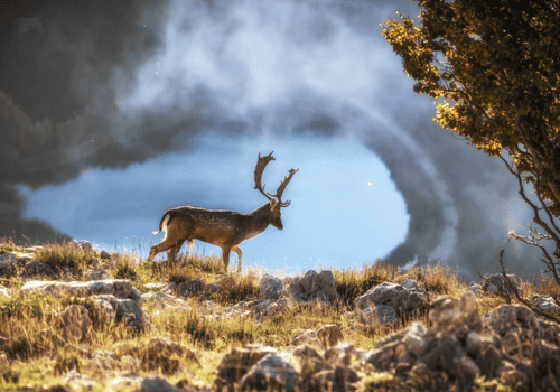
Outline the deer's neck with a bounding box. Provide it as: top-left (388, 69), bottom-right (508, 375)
top-left (247, 203), bottom-right (272, 234)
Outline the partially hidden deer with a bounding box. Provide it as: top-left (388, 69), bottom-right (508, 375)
top-left (146, 152), bottom-right (298, 273)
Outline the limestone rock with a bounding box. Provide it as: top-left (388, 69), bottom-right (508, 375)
top-left (142, 291), bottom-right (190, 311)
top-left (100, 250), bottom-right (112, 260)
top-left (177, 277), bottom-right (205, 297)
top-left (86, 270), bottom-right (110, 280)
top-left (91, 258), bottom-right (102, 270)
top-left (355, 281), bottom-right (429, 325)
top-left (479, 272), bottom-right (520, 298)
top-left (72, 241), bottom-right (93, 252)
top-left (0, 260), bottom-right (17, 277)
top-left (430, 291), bottom-right (481, 336)
top-left (527, 294), bottom-right (560, 314)
top-left (291, 329), bottom-right (321, 348)
top-left (0, 253), bottom-right (16, 263)
top-left (260, 273), bottom-right (283, 300)
top-left (362, 290), bottom-right (560, 391)
top-left (205, 274), bottom-right (235, 294)
top-left (0, 284), bottom-right (11, 297)
top-left (239, 352), bottom-right (299, 392)
top-left (215, 345), bottom-right (278, 392)
top-left (20, 279), bottom-right (134, 298)
top-left (60, 305), bottom-right (93, 342)
top-left (95, 295), bottom-right (150, 332)
top-left (60, 370), bottom-right (96, 391)
top-left (24, 260), bottom-right (55, 276)
top-left (288, 270), bottom-right (340, 304)
top-left (109, 373), bottom-right (181, 392)
top-left (317, 324), bottom-right (344, 348)
top-left (291, 325), bottom-right (343, 349)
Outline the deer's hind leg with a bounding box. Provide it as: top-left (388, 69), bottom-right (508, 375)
top-left (147, 217), bottom-right (191, 262)
top-left (168, 239), bottom-right (187, 263)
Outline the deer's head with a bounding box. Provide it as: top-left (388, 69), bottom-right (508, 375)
top-left (254, 151), bottom-right (298, 230)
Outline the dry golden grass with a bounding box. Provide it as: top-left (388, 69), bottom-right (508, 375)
top-left (0, 236), bottom-right (558, 391)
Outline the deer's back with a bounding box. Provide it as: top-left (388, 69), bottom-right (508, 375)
top-left (165, 206), bottom-right (245, 226)
top-left (165, 206), bottom-right (249, 245)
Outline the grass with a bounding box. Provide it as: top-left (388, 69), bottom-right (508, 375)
top-left (0, 236), bottom-right (559, 391)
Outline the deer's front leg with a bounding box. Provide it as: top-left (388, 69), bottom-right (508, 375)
top-left (221, 244), bottom-right (232, 273)
top-left (232, 245), bottom-right (242, 273)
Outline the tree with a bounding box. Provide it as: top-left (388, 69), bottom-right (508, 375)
top-left (382, 0), bottom-right (560, 319)
top-left (382, 0), bottom-right (560, 214)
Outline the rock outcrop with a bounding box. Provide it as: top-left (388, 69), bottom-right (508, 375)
top-left (24, 260), bottom-right (55, 276)
top-left (355, 280), bottom-right (430, 325)
top-left (21, 279), bottom-right (149, 332)
top-left (288, 270), bottom-right (340, 304)
top-left (365, 291), bottom-right (560, 391)
top-left (214, 343), bottom-right (362, 392)
top-left (290, 324), bottom-right (344, 349)
top-left (2, 242), bottom-right (560, 392)
top-left (260, 273), bottom-right (283, 300)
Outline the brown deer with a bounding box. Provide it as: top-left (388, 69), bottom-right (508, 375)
top-left (146, 152), bottom-right (298, 273)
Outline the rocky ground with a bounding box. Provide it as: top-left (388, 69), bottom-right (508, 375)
top-left (1, 242), bottom-right (560, 391)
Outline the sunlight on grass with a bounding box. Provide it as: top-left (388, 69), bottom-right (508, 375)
top-left (0, 234), bottom-right (559, 390)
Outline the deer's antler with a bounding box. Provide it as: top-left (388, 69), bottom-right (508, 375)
top-left (254, 151), bottom-right (275, 200)
top-left (253, 151), bottom-right (298, 207)
top-left (275, 168), bottom-right (299, 207)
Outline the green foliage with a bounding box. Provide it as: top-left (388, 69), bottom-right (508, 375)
top-left (165, 261), bottom-right (214, 284)
top-left (151, 306), bottom-right (257, 350)
top-left (397, 370), bottom-right (442, 392)
top-left (34, 241), bottom-right (89, 280)
top-left (0, 278), bottom-right (24, 291)
top-left (0, 363), bottom-right (19, 385)
top-left (139, 253), bottom-right (225, 286)
top-left (363, 373), bottom-right (396, 392)
top-left (0, 295), bottom-right (63, 362)
top-left (181, 253), bottom-right (224, 274)
top-left (112, 259), bottom-right (138, 280)
top-left (207, 274), bottom-right (260, 304)
top-left (53, 352), bottom-right (82, 375)
top-left (417, 262), bottom-right (463, 296)
top-left (382, 0), bottom-right (560, 216)
top-left (143, 347), bottom-right (195, 375)
top-left (137, 259), bottom-right (171, 283)
top-left (58, 297), bottom-right (111, 334)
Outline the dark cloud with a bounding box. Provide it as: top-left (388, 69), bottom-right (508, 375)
top-left (293, 117), bottom-right (341, 138)
top-left (0, 0), bottom-right (184, 242)
top-left (0, 0), bottom-right (553, 283)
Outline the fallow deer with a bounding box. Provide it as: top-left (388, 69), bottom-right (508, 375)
top-left (146, 152), bottom-right (298, 273)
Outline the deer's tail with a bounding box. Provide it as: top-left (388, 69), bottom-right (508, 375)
top-left (152, 213), bottom-right (171, 235)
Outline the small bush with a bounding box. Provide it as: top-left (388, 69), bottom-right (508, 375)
top-left (53, 352), bottom-right (82, 375)
top-left (0, 363), bottom-right (20, 385)
top-left (112, 259), bottom-right (138, 280)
